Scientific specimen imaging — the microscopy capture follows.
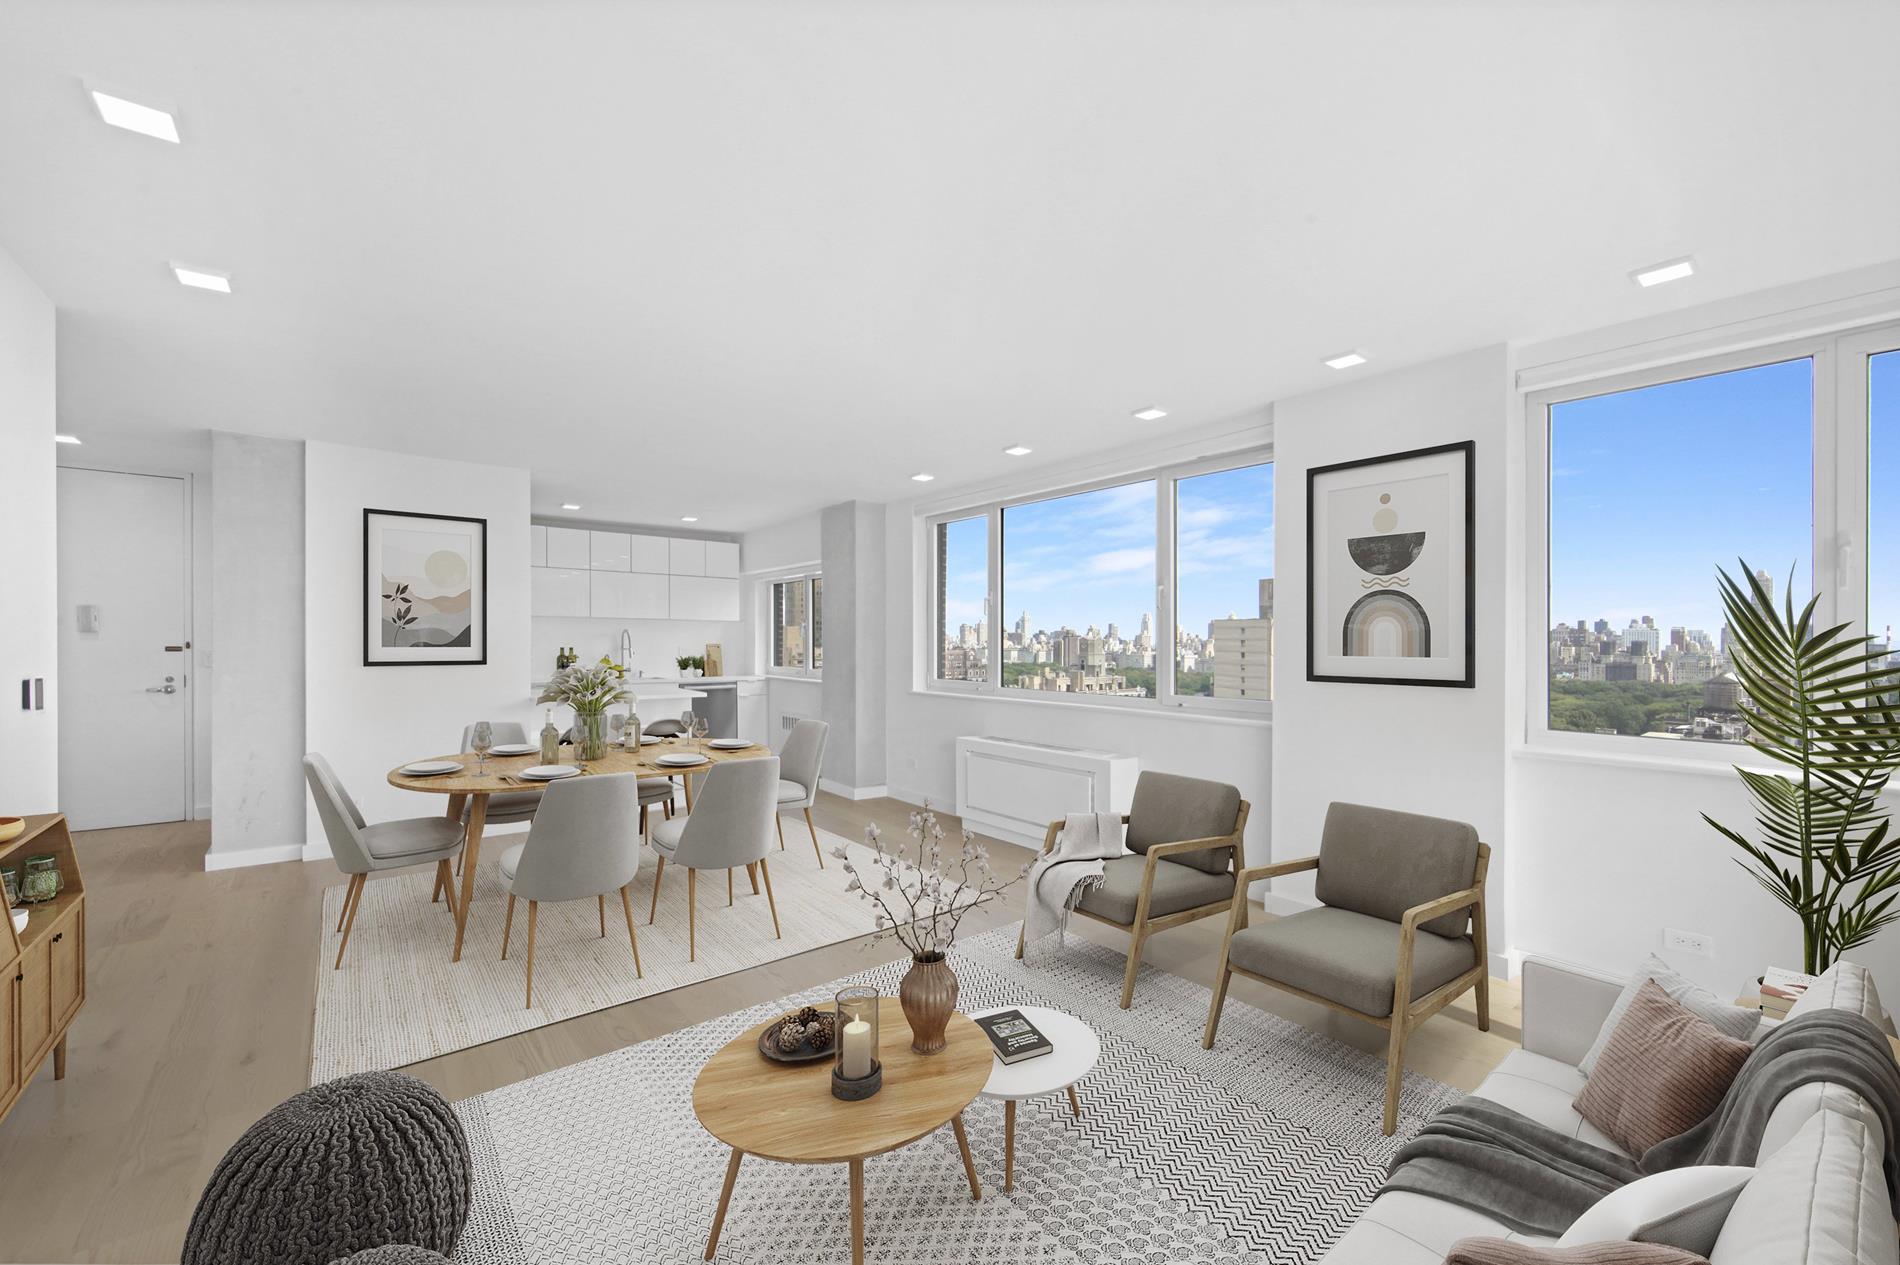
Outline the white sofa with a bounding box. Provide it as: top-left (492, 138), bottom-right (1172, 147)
top-left (1321, 955), bottom-right (1898, 1264)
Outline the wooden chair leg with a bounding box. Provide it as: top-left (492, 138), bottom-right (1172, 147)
top-left (620, 884), bottom-right (643, 977)
top-left (640, 804), bottom-right (648, 837)
top-left (804, 807), bottom-right (824, 868)
top-left (1003, 1099), bottom-right (1016, 1192)
top-left (524, 900), bottom-right (539, 1009)
top-left (1472, 895), bottom-right (1492, 1032)
top-left (599, 892), bottom-right (607, 937)
top-left (439, 862), bottom-right (458, 919)
top-left (431, 864), bottom-right (444, 904)
top-left (1066, 1085), bottom-right (1081, 1116)
top-left (648, 855), bottom-right (667, 924)
top-left (501, 892), bottom-right (516, 959)
top-left (1014, 922), bottom-right (1027, 960)
top-left (727, 868), bottom-right (734, 906)
top-left (333, 873), bottom-right (367, 969)
top-left (1383, 1016), bottom-right (1409, 1136)
top-left (1202, 966), bottom-right (1235, 1048)
top-left (759, 856), bottom-right (781, 939)
top-left (688, 867), bottom-right (698, 961)
top-left (775, 814), bottom-right (785, 850)
top-left (1118, 918), bottom-right (1149, 1010)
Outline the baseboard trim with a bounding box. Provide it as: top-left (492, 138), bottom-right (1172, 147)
top-left (204, 844), bottom-right (305, 872)
top-left (818, 779), bottom-right (887, 801)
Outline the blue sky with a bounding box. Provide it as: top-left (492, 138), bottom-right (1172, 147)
top-left (1550, 357), bottom-right (1813, 638)
top-left (940, 462), bottom-right (1274, 641)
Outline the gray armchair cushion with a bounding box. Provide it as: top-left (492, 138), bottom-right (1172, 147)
top-left (1124, 771), bottom-right (1242, 875)
top-left (1314, 802), bottom-right (1480, 937)
top-left (650, 815), bottom-right (686, 851)
top-left (1077, 854), bottom-right (1236, 925)
top-left (1226, 905), bottom-right (1476, 1017)
top-left (777, 779), bottom-right (808, 804)
top-left (361, 817), bottom-right (465, 863)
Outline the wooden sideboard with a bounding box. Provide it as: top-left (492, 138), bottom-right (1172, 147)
top-left (0, 814), bottom-right (85, 1127)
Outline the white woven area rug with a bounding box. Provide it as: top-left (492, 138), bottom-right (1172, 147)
top-left (450, 925), bottom-right (1463, 1265)
top-left (312, 825), bottom-right (879, 1082)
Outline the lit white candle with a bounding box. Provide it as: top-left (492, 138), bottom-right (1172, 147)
top-left (840, 1018), bottom-right (873, 1080)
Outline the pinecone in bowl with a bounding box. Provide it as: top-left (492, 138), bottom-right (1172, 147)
top-left (806, 1013), bottom-right (836, 1051)
top-left (774, 1021), bottom-right (806, 1053)
top-left (795, 1005), bottom-right (822, 1028)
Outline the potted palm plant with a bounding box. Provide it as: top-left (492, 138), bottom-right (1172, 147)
top-left (1705, 562), bottom-right (1900, 973)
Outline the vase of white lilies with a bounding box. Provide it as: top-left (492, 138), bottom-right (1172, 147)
top-left (835, 803), bottom-right (1030, 1053)
top-left (536, 661), bottom-right (629, 761)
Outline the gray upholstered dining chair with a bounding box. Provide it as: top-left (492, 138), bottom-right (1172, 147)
top-left (460, 721), bottom-right (541, 827)
top-left (496, 772), bottom-right (645, 1008)
top-left (304, 753), bottom-right (467, 970)
top-left (1200, 801), bottom-right (1490, 1136)
top-left (1015, 769), bottom-right (1250, 1010)
top-left (648, 756), bottom-right (782, 961)
top-left (774, 718), bottom-right (829, 867)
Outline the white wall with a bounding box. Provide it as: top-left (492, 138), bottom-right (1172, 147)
top-left (208, 433), bottom-right (305, 867)
top-left (303, 441), bottom-right (531, 857)
top-left (1270, 345), bottom-right (1512, 967)
top-left (0, 245), bottom-right (57, 814)
top-left (820, 501), bottom-right (887, 792)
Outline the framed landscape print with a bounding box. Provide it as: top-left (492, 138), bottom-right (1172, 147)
top-left (1306, 440), bottom-right (1473, 687)
top-left (364, 508), bottom-right (488, 666)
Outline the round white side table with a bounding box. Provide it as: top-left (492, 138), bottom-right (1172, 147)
top-left (971, 1005), bottom-right (1101, 1192)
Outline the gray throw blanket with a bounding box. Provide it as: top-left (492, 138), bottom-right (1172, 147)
top-left (1382, 1008), bottom-right (1900, 1238)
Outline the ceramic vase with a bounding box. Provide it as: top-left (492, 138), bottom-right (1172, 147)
top-left (899, 952), bottom-right (958, 1053)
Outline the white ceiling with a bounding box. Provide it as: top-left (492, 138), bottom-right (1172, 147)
top-left (3, 1), bottom-right (1898, 532)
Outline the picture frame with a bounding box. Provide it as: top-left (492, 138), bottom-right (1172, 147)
top-left (363, 508), bottom-right (488, 666)
top-left (1306, 440), bottom-right (1474, 687)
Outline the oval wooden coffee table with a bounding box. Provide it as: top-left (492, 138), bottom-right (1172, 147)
top-left (692, 997), bottom-right (992, 1263)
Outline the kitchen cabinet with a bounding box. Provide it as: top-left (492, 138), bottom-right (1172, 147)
top-left (668, 538), bottom-right (707, 576)
top-left (669, 574), bottom-right (741, 622)
top-left (589, 571), bottom-right (669, 620)
top-left (531, 524), bottom-right (548, 567)
top-left (705, 541), bottom-right (740, 578)
top-left (628, 533), bottom-right (670, 573)
top-left (546, 526), bottom-right (591, 569)
top-left (589, 531), bottom-right (631, 571)
top-left (532, 567), bottom-right (590, 617)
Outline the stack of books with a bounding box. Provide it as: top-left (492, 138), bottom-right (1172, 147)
top-left (1758, 966), bottom-right (1819, 1020)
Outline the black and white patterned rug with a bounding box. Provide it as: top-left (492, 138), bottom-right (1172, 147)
top-left (452, 924), bottom-right (1464, 1264)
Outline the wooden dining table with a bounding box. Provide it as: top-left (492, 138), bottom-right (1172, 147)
top-left (386, 739), bottom-right (775, 961)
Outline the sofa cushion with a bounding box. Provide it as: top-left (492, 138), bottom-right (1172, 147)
top-left (1225, 905), bottom-right (1476, 1018)
top-left (1076, 854), bottom-right (1234, 924)
top-left (1124, 771), bottom-right (1241, 875)
top-left (1709, 1108), bottom-right (1897, 1265)
top-left (1757, 1080), bottom-right (1884, 1165)
top-left (1786, 959), bottom-right (1886, 1029)
top-left (1318, 1191), bottom-right (1549, 1265)
top-left (1447, 1241), bottom-right (1714, 1263)
top-left (1575, 981), bottom-right (1752, 1158)
top-left (1314, 802), bottom-right (1480, 937)
top-left (1557, 1165), bottom-right (1753, 1256)
top-left (1470, 1050), bottom-right (1630, 1155)
top-left (1580, 955), bottom-right (1761, 1078)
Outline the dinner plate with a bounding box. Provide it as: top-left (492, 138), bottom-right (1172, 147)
top-left (519, 764), bottom-right (581, 781)
top-left (638, 734), bottom-right (665, 745)
top-left (401, 760), bottom-right (461, 776)
top-left (707, 738), bottom-right (752, 750)
top-left (489, 742), bottom-right (537, 756)
top-left (655, 753), bottom-right (708, 767)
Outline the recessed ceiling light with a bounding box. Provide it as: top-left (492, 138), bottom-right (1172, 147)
top-left (1132, 407), bottom-right (1168, 422)
top-left (561, 503), bottom-right (581, 510)
top-left (680, 516), bottom-right (699, 523)
top-left (89, 89), bottom-right (179, 143)
top-left (171, 264), bottom-right (231, 293)
top-left (1631, 256), bottom-right (1696, 288)
top-left (1003, 445), bottom-right (1032, 456)
top-left (1324, 351), bottom-right (1368, 369)
top-left (55, 434), bottom-right (82, 445)
top-left (910, 473), bottom-right (935, 482)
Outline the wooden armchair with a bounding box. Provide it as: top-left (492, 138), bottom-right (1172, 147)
top-left (1200, 801), bottom-right (1489, 1135)
top-left (1015, 771), bottom-right (1251, 1010)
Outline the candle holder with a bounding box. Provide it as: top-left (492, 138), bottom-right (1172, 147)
top-left (831, 985), bottom-right (882, 1101)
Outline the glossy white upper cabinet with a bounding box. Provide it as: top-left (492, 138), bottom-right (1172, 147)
top-left (530, 524), bottom-right (548, 567)
top-left (669, 574), bottom-right (740, 621)
top-left (589, 531), bottom-right (631, 571)
top-left (704, 541), bottom-right (740, 578)
top-left (669, 538), bottom-right (707, 576)
top-left (628, 533), bottom-right (670, 574)
top-left (545, 526), bottom-right (591, 569)
top-left (532, 567), bottom-right (590, 617)
top-left (590, 571), bottom-right (669, 620)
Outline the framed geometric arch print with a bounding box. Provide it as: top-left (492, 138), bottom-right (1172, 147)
top-left (1306, 440), bottom-right (1474, 687)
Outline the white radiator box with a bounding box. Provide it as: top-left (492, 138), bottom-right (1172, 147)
top-left (953, 736), bottom-right (1139, 847)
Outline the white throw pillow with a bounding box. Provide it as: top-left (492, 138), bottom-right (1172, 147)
top-left (1558, 1166), bottom-right (1754, 1256)
top-left (1786, 959), bottom-right (1888, 1029)
top-left (1580, 954), bottom-right (1760, 1077)
top-left (1710, 1109), bottom-right (1897, 1265)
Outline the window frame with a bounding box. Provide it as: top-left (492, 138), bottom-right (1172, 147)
top-left (765, 570), bottom-right (822, 679)
top-left (921, 445), bottom-right (1275, 718)
top-left (1522, 322), bottom-right (1900, 762)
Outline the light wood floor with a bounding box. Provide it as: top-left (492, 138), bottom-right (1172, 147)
top-left (0, 797), bottom-right (1520, 1264)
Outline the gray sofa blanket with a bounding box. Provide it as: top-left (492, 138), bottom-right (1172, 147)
top-left (1382, 1009), bottom-right (1900, 1238)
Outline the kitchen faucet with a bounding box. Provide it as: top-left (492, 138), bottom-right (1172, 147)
top-left (620, 628), bottom-right (639, 677)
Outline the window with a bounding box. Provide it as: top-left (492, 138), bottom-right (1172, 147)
top-left (1175, 462), bottom-right (1275, 700)
top-left (770, 574), bottom-right (820, 675)
top-left (924, 450), bottom-right (1273, 712)
top-left (1531, 321), bottom-right (1900, 752)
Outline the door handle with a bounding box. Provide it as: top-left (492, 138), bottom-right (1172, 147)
top-left (147, 675), bottom-right (177, 695)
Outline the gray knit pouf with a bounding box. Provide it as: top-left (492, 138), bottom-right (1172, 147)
top-left (328, 1248), bottom-right (452, 1265)
top-left (182, 1071), bottom-right (470, 1265)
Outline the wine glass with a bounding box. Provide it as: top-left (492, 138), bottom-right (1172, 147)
top-left (679, 708), bottom-right (694, 745)
top-left (471, 721), bottom-right (493, 775)
top-left (692, 715), bottom-right (710, 752)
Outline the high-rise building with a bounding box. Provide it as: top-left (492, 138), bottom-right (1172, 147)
top-left (1211, 614), bottom-right (1274, 700)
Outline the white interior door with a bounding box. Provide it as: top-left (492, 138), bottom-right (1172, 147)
top-left (57, 467), bottom-right (191, 830)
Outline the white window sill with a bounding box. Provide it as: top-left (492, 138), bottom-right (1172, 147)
top-left (909, 686), bottom-right (1272, 728)
top-left (765, 671), bottom-right (822, 683)
top-left (1511, 741), bottom-right (1776, 781)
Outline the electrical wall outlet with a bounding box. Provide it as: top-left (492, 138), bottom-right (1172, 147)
top-left (1664, 927), bottom-right (1714, 957)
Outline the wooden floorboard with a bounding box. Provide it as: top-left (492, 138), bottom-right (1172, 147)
top-left (0, 797), bottom-right (1518, 1263)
